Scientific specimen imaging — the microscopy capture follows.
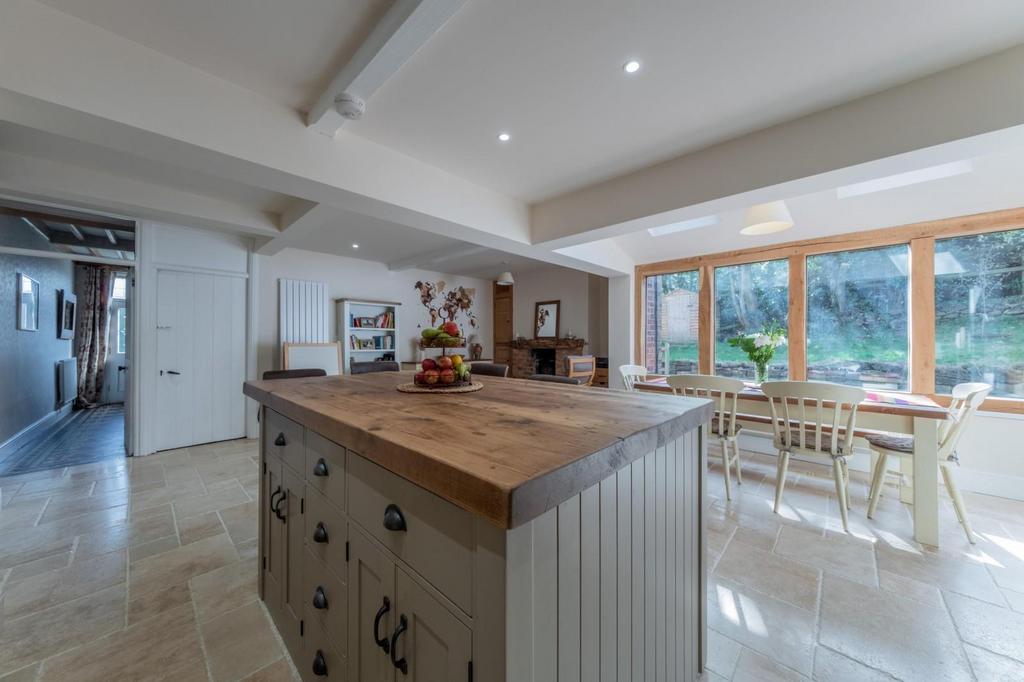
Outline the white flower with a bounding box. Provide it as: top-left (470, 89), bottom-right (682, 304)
top-left (754, 334), bottom-right (770, 348)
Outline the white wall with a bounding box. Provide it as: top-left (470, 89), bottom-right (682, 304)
top-left (607, 274), bottom-right (635, 388)
top-left (256, 248), bottom-right (493, 377)
top-left (512, 266), bottom-right (591, 343)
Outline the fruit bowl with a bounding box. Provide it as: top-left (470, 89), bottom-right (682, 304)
top-left (419, 321), bottom-right (466, 349)
top-left (413, 354), bottom-right (471, 389)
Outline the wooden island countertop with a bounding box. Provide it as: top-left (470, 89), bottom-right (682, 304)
top-left (244, 372), bottom-right (712, 528)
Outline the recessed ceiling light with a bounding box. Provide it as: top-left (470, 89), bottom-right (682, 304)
top-left (497, 132), bottom-right (511, 143)
top-left (836, 160), bottom-right (974, 199)
top-left (623, 60), bottom-right (641, 74)
top-left (351, 243), bottom-right (359, 249)
top-left (647, 215), bottom-right (718, 237)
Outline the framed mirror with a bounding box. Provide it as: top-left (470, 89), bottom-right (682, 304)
top-left (17, 273), bottom-right (39, 332)
top-left (534, 300), bottom-right (560, 339)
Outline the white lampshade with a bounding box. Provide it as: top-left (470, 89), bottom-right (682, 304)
top-left (740, 200), bottom-right (794, 236)
top-left (496, 271), bottom-right (515, 285)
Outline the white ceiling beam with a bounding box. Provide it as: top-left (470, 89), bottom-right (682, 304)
top-left (20, 217), bottom-right (50, 241)
top-left (387, 243), bottom-right (488, 271)
top-left (255, 200), bottom-right (337, 256)
top-left (306, 0), bottom-right (467, 137)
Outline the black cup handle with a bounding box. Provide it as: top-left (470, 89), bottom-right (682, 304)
top-left (311, 650), bottom-right (327, 676)
top-left (312, 521), bottom-right (328, 543)
top-left (312, 586), bottom-right (328, 610)
top-left (390, 614), bottom-right (408, 675)
top-left (313, 458), bottom-right (329, 477)
top-left (373, 596), bottom-right (391, 653)
top-left (274, 432), bottom-right (286, 447)
top-left (383, 504), bottom-right (407, 532)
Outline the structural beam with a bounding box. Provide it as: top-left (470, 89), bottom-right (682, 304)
top-left (0, 205), bottom-right (133, 232)
top-left (306, 0), bottom-right (467, 136)
top-left (388, 243), bottom-right (488, 271)
top-left (49, 231), bottom-right (134, 251)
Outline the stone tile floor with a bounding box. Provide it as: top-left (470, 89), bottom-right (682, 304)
top-left (0, 439), bottom-right (1022, 681)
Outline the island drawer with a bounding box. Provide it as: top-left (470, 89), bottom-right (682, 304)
top-left (306, 432), bottom-right (346, 511)
top-left (305, 487), bottom-right (348, 572)
top-left (301, 605), bottom-right (347, 682)
top-left (347, 452), bottom-right (474, 614)
top-left (264, 409), bottom-right (305, 474)
top-left (302, 547), bottom-right (348, 652)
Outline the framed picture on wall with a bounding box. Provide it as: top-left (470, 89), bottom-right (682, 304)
top-left (17, 273), bottom-right (39, 332)
top-left (57, 289), bottom-right (76, 339)
top-left (534, 300), bottom-right (560, 339)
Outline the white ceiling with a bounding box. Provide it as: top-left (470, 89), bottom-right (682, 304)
top-left (613, 145), bottom-right (1024, 264)
top-left (347, 0), bottom-right (1024, 201)
top-left (38, 0), bottom-right (393, 111)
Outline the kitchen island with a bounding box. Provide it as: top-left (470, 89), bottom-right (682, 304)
top-left (243, 372), bottom-right (712, 682)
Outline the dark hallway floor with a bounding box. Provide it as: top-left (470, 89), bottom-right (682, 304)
top-left (0, 404), bottom-right (125, 477)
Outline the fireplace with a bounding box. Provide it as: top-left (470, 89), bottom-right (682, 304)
top-left (531, 348), bottom-right (556, 375)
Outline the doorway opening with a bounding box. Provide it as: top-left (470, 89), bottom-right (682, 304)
top-left (0, 198), bottom-right (136, 476)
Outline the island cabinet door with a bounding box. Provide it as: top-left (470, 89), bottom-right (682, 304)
top-left (262, 454), bottom-right (285, 621)
top-left (348, 529), bottom-right (397, 682)
top-left (279, 464), bottom-right (306, 660)
top-left (392, 568), bottom-right (473, 682)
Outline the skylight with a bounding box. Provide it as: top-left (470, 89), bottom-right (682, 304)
top-left (836, 160), bottom-right (973, 199)
top-left (647, 215), bottom-right (718, 237)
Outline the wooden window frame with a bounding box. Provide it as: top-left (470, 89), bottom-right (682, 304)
top-left (635, 206), bottom-right (1024, 414)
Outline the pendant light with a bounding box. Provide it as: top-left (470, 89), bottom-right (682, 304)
top-left (740, 200), bottom-right (794, 236)
top-left (496, 271), bottom-right (515, 286)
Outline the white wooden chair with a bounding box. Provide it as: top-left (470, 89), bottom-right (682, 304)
top-left (761, 381), bottom-right (866, 533)
top-left (619, 364), bottom-right (648, 392)
top-left (667, 374), bottom-right (746, 500)
top-left (865, 382), bottom-right (992, 544)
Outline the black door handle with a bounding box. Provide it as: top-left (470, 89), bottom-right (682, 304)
top-left (274, 491), bottom-right (287, 522)
top-left (311, 650), bottom-right (327, 677)
top-left (373, 596), bottom-right (391, 653)
top-left (383, 504), bottom-right (407, 532)
top-left (274, 432), bottom-right (287, 446)
top-left (269, 487), bottom-right (282, 514)
top-left (312, 521), bottom-right (328, 543)
top-left (312, 586), bottom-right (328, 610)
top-left (390, 614), bottom-right (408, 675)
top-left (166, 370), bottom-right (181, 375)
top-left (312, 458), bottom-right (329, 477)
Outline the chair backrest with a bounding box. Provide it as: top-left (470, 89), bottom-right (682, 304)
top-left (262, 368), bottom-right (328, 381)
top-left (666, 374), bottom-right (746, 437)
top-left (938, 382), bottom-right (992, 458)
top-left (761, 381), bottom-right (866, 456)
top-left (349, 360), bottom-right (400, 375)
top-left (619, 364), bottom-right (648, 391)
top-left (565, 355), bottom-right (596, 385)
top-left (471, 362), bottom-right (509, 378)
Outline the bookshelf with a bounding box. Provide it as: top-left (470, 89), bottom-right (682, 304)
top-left (337, 299), bottom-right (401, 373)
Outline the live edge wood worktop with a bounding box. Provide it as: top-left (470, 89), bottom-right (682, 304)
top-left (244, 373), bottom-right (712, 682)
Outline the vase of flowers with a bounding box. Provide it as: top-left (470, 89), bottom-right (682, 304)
top-left (728, 323), bottom-right (787, 384)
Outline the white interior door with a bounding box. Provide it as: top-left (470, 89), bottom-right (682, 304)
top-left (156, 269), bottom-right (246, 451)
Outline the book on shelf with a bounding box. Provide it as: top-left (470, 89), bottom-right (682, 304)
top-left (349, 334), bottom-right (394, 350)
top-left (350, 311), bottom-right (394, 329)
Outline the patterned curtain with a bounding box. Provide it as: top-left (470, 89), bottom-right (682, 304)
top-left (74, 264), bottom-right (114, 407)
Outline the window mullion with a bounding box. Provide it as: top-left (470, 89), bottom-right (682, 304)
top-left (910, 237), bottom-right (936, 395)
top-left (788, 255), bottom-right (807, 381)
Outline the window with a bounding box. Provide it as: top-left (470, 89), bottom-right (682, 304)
top-left (806, 245), bottom-right (910, 390)
top-left (935, 229), bottom-right (1024, 398)
top-left (112, 274), bottom-right (127, 300)
top-left (644, 271), bottom-right (699, 373)
top-left (116, 307), bottom-right (127, 354)
top-left (109, 273), bottom-right (128, 355)
top-left (714, 259), bottom-right (788, 379)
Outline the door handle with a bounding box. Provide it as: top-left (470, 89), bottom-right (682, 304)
top-left (312, 521), bottom-right (328, 543)
top-left (311, 650), bottom-right (328, 677)
top-left (269, 487), bottom-right (282, 514)
top-left (274, 491), bottom-right (287, 522)
top-left (390, 614), bottom-right (408, 675)
top-left (165, 370), bottom-right (181, 376)
top-left (312, 458), bottom-right (329, 477)
top-left (383, 504), bottom-right (407, 532)
top-left (373, 596), bottom-right (391, 653)
top-left (312, 586), bottom-right (328, 610)
top-left (274, 433), bottom-right (287, 447)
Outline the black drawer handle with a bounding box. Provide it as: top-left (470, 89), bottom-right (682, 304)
top-left (383, 504), bottom-right (407, 532)
top-left (374, 596), bottom-right (391, 653)
top-left (312, 521), bottom-right (329, 543)
top-left (390, 614), bottom-right (408, 675)
top-left (274, 432), bottom-right (286, 447)
top-left (313, 458), bottom-right (329, 477)
top-left (274, 490), bottom-right (287, 522)
top-left (312, 650), bottom-right (327, 677)
top-left (312, 585), bottom-right (328, 610)
top-left (268, 487), bottom-right (282, 513)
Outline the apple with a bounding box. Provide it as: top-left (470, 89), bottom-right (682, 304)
top-left (414, 372), bottom-right (427, 385)
top-left (442, 321), bottom-right (460, 337)
top-left (421, 358), bottom-right (437, 371)
top-left (439, 368), bottom-right (456, 384)
top-left (437, 356), bottom-right (453, 370)
top-left (423, 369), bottom-right (439, 385)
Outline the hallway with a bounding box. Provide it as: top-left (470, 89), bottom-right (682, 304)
top-left (0, 405), bottom-right (124, 477)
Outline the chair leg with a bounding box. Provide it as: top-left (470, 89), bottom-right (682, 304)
top-left (833, 458), bottom-right (850, 533)
top-left (720, 438), bottom-right (732, 501)
top-left (941, 465), bottom-right (975, 544)
top-left (840, 458), bottom-right (852, 509)
top-left (866, 452), bottom-right (888, 519)
top-left (732, 439), bottom-right (743, 487)
top-left (773, 450), bottom-right (790, 513)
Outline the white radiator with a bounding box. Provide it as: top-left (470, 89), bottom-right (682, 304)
top-left (57, 357), bottom-right (77, 406)
top-left (278, 279), bottom-right (329, 345)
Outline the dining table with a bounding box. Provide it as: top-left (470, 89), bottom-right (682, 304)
top-left (636, 377), bottom-right (951, 546)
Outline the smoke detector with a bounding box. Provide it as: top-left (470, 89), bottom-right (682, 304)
top-left (335, 93), bottom-right (365, 121)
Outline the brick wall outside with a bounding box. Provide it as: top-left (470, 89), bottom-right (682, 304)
top-left (644, 276), bottom-right (658, 372)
